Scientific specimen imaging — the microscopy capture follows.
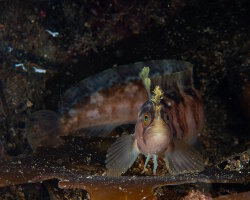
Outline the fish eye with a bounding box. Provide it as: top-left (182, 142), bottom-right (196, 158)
top-left (143, 113), bottom-right (150, 126)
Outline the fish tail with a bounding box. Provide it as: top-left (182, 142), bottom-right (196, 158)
top-left (105, 133), bottom-right (140, 176)
top-left (26, 110), bottom-right (64, 150)
top-left (164, 138), bottom-right (204, 175)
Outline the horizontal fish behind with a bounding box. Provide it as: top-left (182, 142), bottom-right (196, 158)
top-left (59, 60), bottom-right (193, 114)
top-left (26, 60), bottom-right (203, 151)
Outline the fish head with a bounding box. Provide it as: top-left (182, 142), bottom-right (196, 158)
top-left (135, 100), bottom-right (173, 155)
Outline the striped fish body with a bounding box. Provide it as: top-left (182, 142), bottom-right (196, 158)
top-left (164, 86), bottom-right (205, 142)
top-left (105, 60), bottom-right (205, 176)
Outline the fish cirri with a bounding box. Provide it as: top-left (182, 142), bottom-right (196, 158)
top-left (27, 60), bottom-right (205, 175)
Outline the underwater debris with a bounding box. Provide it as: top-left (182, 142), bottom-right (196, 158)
top-left (0, 136), bottom-right (248, 199)
top-left (32, 66), bottom-right (46, 74)
top-left (13, 63), bottom-right (47, 74)
top-left (218, 148), bottom-right (250, 172)
top-left (0, 147), bottom-right (248, 200)
top-left (14, 63), bottom-right (27, 71)
top-left (45, 29), bottom-right (59, 37)
top-left (7, 46), bottom-right (13, 53)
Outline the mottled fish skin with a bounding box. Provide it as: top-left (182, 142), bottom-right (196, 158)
top-left (59, 60), bottom-right (193, 114)
top-left (105, 61), bottom-right (205, 176)
top-left (27, 60), bottom-right (204, 150)
top-left (60, 81), bottom-right (147, 135)
top-left (164, 87), bottom-right (205, 142)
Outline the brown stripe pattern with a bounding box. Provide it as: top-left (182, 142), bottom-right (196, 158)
top-left (165, 85), bottom-right (205, 142)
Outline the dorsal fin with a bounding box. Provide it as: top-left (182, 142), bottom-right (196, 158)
top-left (59, 60), bottom-right (194, 114)
top-left (149, 60), bottom-right (193, 93)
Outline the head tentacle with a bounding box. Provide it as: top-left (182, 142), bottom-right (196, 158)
top-left (139, 67), bottom-right (151, 98)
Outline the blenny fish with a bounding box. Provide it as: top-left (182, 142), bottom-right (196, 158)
top-left (27, 60), bottom-right (205, 176)
top-left (106, 66), bottom-right (205, 176)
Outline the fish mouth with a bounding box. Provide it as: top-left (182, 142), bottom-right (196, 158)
top-left (143, 119), bottom-right (172, 154)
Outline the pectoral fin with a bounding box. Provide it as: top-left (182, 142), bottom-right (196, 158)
top-left (165, 138), bottom-right (204, 175)
top-left (105, 133), bottom-right (139, 176)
